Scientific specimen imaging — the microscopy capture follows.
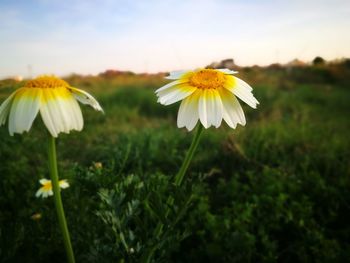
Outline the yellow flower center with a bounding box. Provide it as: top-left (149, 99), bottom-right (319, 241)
top-left (42, 181), bottom-right (52, 191)
top-left (189, 69), bottom-right (226, 90)
top-left (24, 76), bottom-right (70, 89)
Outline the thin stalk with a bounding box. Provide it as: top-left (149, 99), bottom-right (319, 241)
top-left (174, 124), bottom-right (204, 186)
top-left (48, 136), bottom-right (75, 263)
top-left (164, 124), bottom-right (204, 217)
top-left (147, 125), bottom-right (204, 263)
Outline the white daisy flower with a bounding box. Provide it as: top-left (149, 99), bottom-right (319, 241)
top-left (0, 75), bottom-right (103, 137)
top-left (155, 68), bottom-right (259, 131)
top-left (35, 178), bottom-right (70, 198)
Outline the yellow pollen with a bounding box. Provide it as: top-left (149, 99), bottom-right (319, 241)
top-left (189, 69), bottom-right (226, 90)
top-left (24, 76), bottom-right (70, 89)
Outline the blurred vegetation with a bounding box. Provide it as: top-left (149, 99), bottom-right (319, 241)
top-left (0, 60), bottom-right (350, 262)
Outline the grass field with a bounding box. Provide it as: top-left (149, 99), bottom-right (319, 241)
top-left (0, 63), bottom-right (350, 262)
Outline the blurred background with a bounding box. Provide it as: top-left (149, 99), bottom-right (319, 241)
top-left (0, 0), bottom-right (350, 262)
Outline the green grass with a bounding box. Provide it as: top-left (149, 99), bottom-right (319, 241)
top-left (0, 65), bottom-right (350, 262)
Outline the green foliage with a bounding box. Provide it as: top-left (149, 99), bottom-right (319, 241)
top-left (90, 173), bottom-right (193, 262)
top-left (0, 64), bottom-right (350, 262)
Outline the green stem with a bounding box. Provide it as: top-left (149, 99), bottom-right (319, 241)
top-left (174, 124), bottom-right (204, 186)
top-left (48, 136), bottom-right (75, 263)
top-left (147, 125), bottom-right (204, 263)
top-left (165, 124), bottom-right (203, 216)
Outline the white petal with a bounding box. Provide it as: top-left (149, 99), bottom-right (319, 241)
top-left (198, 90), bottom-right (209, 128)
top-left (225, 76), bottom-right (259, 108)
top-left (68, 96), bottom-right (84, 131)
top-left (235, 77), bottom-right (253, 91)
top-left (165, 70), bottom-right (190, 80)
top-left (8, 88), bottom-right (41, 136)
top-left (35, 189), bottom-right (43, 198)
top-left (55, 91), bottom-right (83, 132)
top-left (39, 179), bottom-right (50, 185)
top-left (59, 180), bottom-right (69, 189)
top-left (177, 91), bottom-right (200, 131)
top-left (220, 88), bottom-right (246, 128)
top-left (211, 89), bottom-right (224, 128)
top-left (217, 69), bottom-right (238, 75)
top-left (39, 88), bottom-right (84, 137)
top-left (39, 103), bottom-right (58, 137)
top-left (0, 90), bottom-right (17, 126)
top-left (40, 89), bottom-right (65, 136)
top-left (48, 190), bottom-right (54, 196)
top-left (69, 87), bottom-right (103, 112)
top-left (157, 84), bottom-right (197, 105)
top-left (155, 79), bottom-right (188, 93)
top-left (198, 89), bottom-right (223, 129)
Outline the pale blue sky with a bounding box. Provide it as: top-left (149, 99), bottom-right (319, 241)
top-left (0, 0), bottom-right (349, 78)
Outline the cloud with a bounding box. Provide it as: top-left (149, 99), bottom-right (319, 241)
top-left (0, 0), bottom-right (350, 78)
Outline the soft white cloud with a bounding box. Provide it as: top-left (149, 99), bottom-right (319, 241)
top-left (0, 0), bottom-right (349, 78)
